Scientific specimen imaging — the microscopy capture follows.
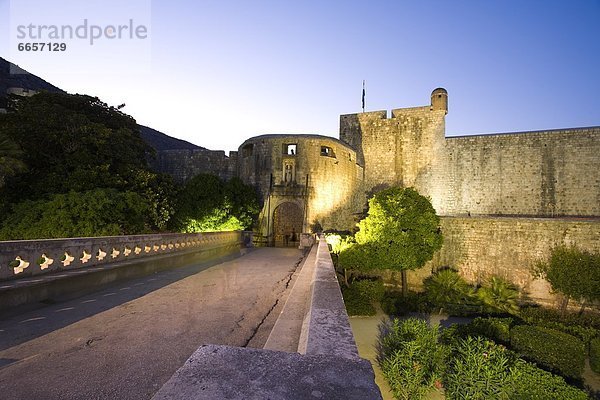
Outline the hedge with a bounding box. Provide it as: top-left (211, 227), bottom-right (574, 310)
top-left (341, 279), bottom-right (384, 316)
top-left (444, 337), bottom-right (515, 399)
top-left (378, 318), bottom-right (447, 400)
top-left (591, 337), bottom-right (600, 374)
top-left (509, 361), bottom-right (588, 400)
top-left (456, 317), bottom-right (513, 345)
top-left (520, 306), bottom-right (600, 330)
top-left (510, 325), bottom-right (585, 379)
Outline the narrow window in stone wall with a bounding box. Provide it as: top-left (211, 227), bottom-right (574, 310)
top-left (320, 146), bottom-right (335, 157)
top-left (284, 144), bottom-right (297, 155)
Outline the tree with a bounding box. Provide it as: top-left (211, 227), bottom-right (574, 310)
top-left (0, 92), bottom-right (177, 237)
top-left (340, 187), bottom-right (443, 296)
top-left (170, 174), bottom-right (259, 233)
top-left (533, 245), bottom-right (600, 314)
top-left (0, 189), bottom-right (150, 240)
top-left (0, 92), bottom-right (152, 202)
top-left (0, 131), bottom-right (26, 188)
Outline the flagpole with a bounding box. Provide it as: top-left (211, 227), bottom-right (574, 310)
top-left (362, 80), bottom-right (365, 113)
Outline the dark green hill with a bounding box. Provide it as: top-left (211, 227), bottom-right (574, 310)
top-left (0, 57), bottom-right (201, 151)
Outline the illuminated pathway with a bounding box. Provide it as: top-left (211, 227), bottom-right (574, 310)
top-left (0, 247), bottom-right (304, 400)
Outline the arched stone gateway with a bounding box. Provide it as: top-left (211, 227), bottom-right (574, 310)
top-left (272, 202), bottom-right (303, 246)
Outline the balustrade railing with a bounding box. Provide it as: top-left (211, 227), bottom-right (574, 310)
top-left (0, 231), bottom-right (250, 281)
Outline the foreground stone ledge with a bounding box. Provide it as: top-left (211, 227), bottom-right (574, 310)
top-left (151, 344), bottom-right (382, 400)
top-left (298, 237), bottom-right (360, 359)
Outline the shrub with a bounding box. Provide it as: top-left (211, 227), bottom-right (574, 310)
top-left (444, 336), bottom-right (515, 399)
top-left (510, 325), bottom-right (585, 379)
top-left (377, 318), bottom-right (447, 400)
top-left (380, 290), bottom-right (429, 316)
top-left (341, 279), bottom-right (384, 316)
top-left (453, 317), bottom-right (513, 345)
top-left (520, 306), bottom-right (600, 330)
top-left (509, 360), bottom-right (589, 400)
top-left (476, 276), bottom-right (520, 315)
top-left (424, 269), bottom-right (480, 315)
top-left (591, 337), bottom-right (600, 374)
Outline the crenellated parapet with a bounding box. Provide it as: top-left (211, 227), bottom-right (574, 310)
top-left (339, 89), bottom-right (448, 204)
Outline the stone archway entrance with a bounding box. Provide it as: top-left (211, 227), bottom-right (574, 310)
top-left (272, 202), bottom-right (303, 246)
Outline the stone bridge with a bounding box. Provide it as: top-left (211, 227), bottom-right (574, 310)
top-left (0, 232), bottom-right (381, 399)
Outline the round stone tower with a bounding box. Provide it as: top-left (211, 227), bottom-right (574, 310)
top-left (430, 88), bottom-right (448, 114)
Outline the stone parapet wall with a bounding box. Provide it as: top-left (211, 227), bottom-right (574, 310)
top-left (0, 231), bottom-right (247, 281)
top-left (298, 236), bottom-right (360, 359)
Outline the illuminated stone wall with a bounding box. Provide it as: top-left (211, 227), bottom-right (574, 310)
top-left (440, 128), bottom-right (600, 217)
top-left (340, 94), bottom-right (447, 212)
top-left (417, 216), bottom-right (600, 306)
top-left (340, 91), bottom-right (600, 219)
top-left (237, 135), bottom-right (365, 237)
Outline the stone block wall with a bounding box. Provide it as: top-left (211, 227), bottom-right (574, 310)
top-left (150, 149), bottom-right (238, 183)
top-left (339, 106), bottom-right (446, 211)
top-left (439, 127), bottom-right (600, 217)
top-left (237, 135), bottom-right (365, 236)
top-left (419, 216), bottom-right (600, 305)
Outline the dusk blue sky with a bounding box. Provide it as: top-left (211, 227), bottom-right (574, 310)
top-left (1, 0), bottom-right (599, 152)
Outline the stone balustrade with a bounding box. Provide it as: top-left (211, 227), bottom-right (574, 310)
top-left (0, 231), bottom-right (250, 281)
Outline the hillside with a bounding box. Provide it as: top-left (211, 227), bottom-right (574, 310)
top-left (0, 57), bottom-right (63, 95)
top-left (0, 57), bottom-right (200, 151)
top-left (139, 125), bottom-right (202, 151)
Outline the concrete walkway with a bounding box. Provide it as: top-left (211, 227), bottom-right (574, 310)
top-left (0, 247), bottom-right (304, 400)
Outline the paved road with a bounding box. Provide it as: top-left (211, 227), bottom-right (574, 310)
top-left (0, 247), bottom-right (304, 400)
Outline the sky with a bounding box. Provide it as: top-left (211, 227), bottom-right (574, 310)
top-left (1, 0), bottom-right (599, 152)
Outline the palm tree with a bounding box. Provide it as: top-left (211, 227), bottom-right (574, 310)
top-left (424, 269), bottom-right (476, 313)
top-left (477, 276), bottom-right (520, 314)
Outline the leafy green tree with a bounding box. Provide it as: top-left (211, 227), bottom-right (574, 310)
top-left (0, 131), bottom-right (26, 188)
top-left (0, 92), bottom-right (152, 202)
top-left (170, 174), bottom-right (259, 233)
top-left (0, 189), bottom-right (150, 240)
top-left (340, 187), bottom-right (443, 296)
top-left (533, 245), bottom-right (600, 314)
top-left (128, 169), bottom-right (176, 231)
top-left (0, 92), bottom-right (178, 236)
top-left (224, 177), bottom-right (260, 229)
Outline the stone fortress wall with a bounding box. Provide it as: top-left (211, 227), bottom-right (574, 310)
top-left (339, 89), bottom-right (600, 305)
top-left (440, 127), bottom-right (600, 217)
top-left (151, 148), bottom-right (238, 183)
top-left (237, 135), bottom-right (364, 238)
top-left (152, 89), bottom-right (600, 305)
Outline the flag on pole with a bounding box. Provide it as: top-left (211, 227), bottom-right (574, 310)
top-left (362, 80), bottom-right (365, 112)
